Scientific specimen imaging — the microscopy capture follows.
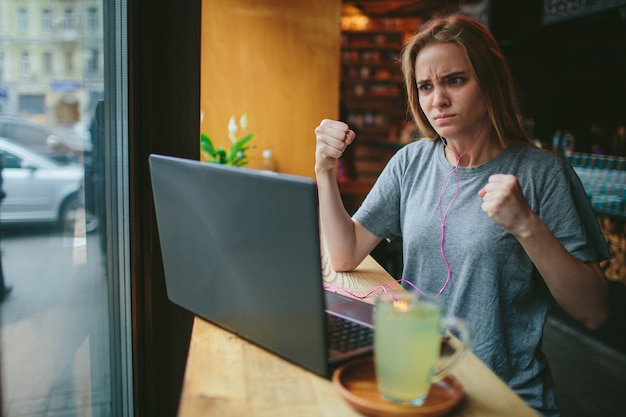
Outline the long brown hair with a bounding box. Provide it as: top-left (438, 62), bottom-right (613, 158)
top-left (402, 14), bottom-right (529, 146)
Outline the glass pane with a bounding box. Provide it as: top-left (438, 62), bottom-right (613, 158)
top-left (0, 0), bottom-right (129, 416)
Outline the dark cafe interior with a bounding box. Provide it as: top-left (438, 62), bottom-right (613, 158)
top-left (2, 1), bottom-right (626, 417)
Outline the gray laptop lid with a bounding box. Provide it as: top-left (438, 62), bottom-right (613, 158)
top-left (149, 154), bottom-right (331, 376)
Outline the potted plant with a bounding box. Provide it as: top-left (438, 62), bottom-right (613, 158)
top-left (200, 113), bottom-right (255, 166)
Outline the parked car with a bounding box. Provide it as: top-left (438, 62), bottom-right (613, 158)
top-left (0, 137), bottom-right (98, 233)
top-left (0, 114), bottom-right (91, 164)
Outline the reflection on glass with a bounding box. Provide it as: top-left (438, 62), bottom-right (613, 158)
top-left (0, 0), bottom-right (110, 415)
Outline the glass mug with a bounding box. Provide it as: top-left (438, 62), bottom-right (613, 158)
top-left (373, 291), bottom-right (471, 406)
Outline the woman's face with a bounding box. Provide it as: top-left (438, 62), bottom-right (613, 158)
top-left (415, 42), bottom-right (487, 142)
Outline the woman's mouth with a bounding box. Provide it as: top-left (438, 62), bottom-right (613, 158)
top-left (434, 114), bottom-right (455, 124)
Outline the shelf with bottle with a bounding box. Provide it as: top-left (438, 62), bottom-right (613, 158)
top-left (342, 63), bottom-right (403, 81)
top-left (342, 82), bottom-right (403, 98)
top-left (342, 96), bottom-right (406, 109)
top-left (342, 49), bottom-right (401, 65)
top-left (339, 20), bottom-right (415, 185)
top-left (343, 100), bottom-right (407, 128)
top-left (341, 30), bottom-right (406, 50)
top-left (340, 15), bottom-right (420, 33)
top-left (341, 68), bottom-right (404, 99)
top-left (341, 32), bottom-right (406, 100)
top-left (345, 109), bottom-right (407, 131)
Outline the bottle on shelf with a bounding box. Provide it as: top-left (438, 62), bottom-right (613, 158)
top-left (262, 149), bottom-right (276, 171)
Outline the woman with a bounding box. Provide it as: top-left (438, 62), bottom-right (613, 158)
top-left (314, 15), bottom-right (609, 416)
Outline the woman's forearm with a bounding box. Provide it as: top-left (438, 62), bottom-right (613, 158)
top-left (315, 169), bottom-right (381, 271)
top-left (516, 212), bottom-right (610, 329)
top-left (316, 169), bottom-right (360, 271)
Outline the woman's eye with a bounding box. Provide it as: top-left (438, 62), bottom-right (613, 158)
top-left (418, 84), bottom-right (431, 91)
top-left (449, 77), bottom-right (464, 85)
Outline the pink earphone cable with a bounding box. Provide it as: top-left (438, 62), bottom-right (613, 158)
top-left (437, 118), bottom-right (489, 295)
top-left (323, 279), bottom-right (427, 300)
top-left (325, 120), bottom-right (490, 301)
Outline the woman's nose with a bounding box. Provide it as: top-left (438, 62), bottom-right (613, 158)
top-left (433, 88), bottom-right (450, 108)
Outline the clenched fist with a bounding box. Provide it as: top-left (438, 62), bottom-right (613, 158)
top-left (314, 119), bottom-right (356, 174)
top-left (478, 174), bottom-right (535, 238)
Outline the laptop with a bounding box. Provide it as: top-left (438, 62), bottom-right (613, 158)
top-left (148, 154), bottom-right (374, 378)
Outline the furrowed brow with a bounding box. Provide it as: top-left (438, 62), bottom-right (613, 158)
top-left (443, 71), bottom-right (467, 80)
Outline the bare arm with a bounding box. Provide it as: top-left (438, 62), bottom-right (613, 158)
top-left (479, 174), bottom-right (609, 330)
top-left (314, 119), bottom-right (382, 271)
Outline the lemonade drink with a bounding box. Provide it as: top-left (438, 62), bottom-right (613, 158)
top-left (374, 293), bottom-right (442, 405)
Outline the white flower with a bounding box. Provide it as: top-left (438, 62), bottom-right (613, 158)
top-left (228, 116), bottom-right (238, 143)
top-left (239, 113), bottom-right (248, 130)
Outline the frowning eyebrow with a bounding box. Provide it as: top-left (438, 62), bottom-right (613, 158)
top-left (416, 71), bottom-right (468, 85)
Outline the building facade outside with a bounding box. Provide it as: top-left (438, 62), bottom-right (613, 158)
top-left (0, 0), bottom-right (103, 129)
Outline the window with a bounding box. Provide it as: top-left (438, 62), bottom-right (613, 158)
top-left (86, 49), bottom-right (98, 74)
top-left (41, 9), bottom-right (52, 32)
top-left (0, 1), bottom-right (132, 416)
top-left (0, 150), bottom-right (22, 169)
top-left (43, 51), bottom-right (53, 74)
top-left (19, 52), bottom-right (30, 76)
top-left (17, 94), bottom-right (45, 115)
top-left (63, 8), bottom-right (75, 30)
top-left (64, 50), bottom-right (74, 73)
top-left (87, 7), bottom-right (99, 32)
top-left (18, 9), bottom-right (29, 32)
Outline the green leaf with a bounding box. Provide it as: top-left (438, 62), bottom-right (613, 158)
top-left (200, 133), bottom-right (215, 152)
top-left (201, 122), bottom-right (255, 167)
top-left (200, 133), bottom-right (217, 161)
top-left (236, 132), bottom-right (255, 147)
top-left (229, 134), bottom-right (255, 156)
top-left (216, 148), bottom-right (227, 164)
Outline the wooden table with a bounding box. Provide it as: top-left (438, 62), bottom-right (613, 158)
top-left (177, 254), bottom-right (537, 417)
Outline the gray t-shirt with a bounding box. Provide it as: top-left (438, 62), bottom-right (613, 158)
top-left (353, 139), bottom-right (610, 416)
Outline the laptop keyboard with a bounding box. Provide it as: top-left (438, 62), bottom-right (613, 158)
top-left (327, 314), bottom-right (374, 353)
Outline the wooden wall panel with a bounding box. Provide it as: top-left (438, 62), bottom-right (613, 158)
top-left (201, 0), bottom-right (341, 177)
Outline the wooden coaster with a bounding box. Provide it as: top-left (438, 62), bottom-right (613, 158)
top-left (332, 357), bottom-right (464, 417)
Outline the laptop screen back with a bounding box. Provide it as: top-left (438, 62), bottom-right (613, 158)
top-left (148, 154), bottom-right (330, 376)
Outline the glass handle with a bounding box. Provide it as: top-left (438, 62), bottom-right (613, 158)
top-left (431, 316), bottom-right (472, 382)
